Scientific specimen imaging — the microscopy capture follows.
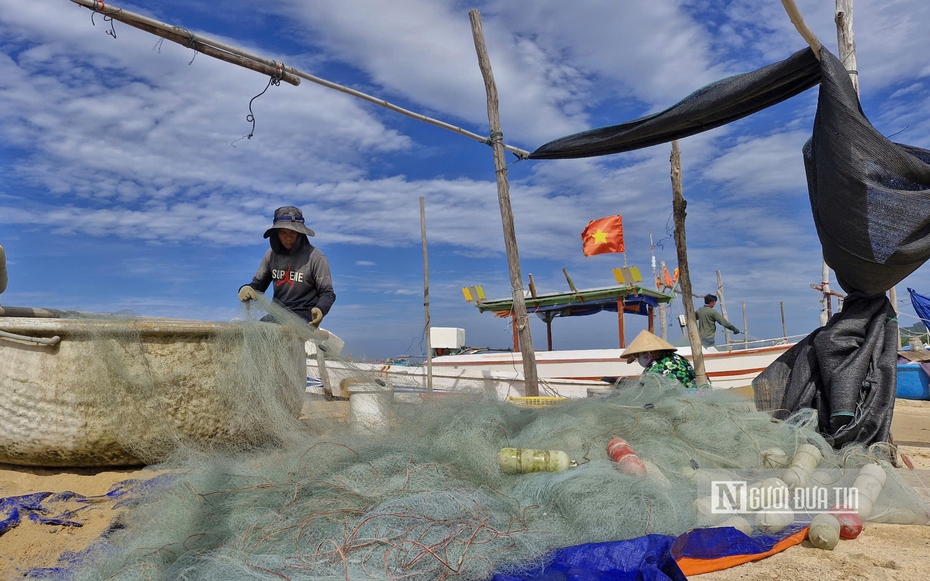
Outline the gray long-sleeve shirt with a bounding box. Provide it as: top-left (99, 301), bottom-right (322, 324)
top-left (695, 305), bottom-right (739, 340)
top-left (243, 236), bottom-right (335, 321)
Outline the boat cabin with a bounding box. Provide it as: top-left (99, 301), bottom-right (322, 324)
top-left (463, 271), bottom-right (674, 351)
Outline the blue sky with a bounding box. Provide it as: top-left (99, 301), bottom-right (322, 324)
top-left (2, 0), bottom-right (930, 360)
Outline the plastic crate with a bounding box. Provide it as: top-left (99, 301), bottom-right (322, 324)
top-left (506, 396), bottom-right (568, 408)
top-left (897, 363), bottom-right (930, 400)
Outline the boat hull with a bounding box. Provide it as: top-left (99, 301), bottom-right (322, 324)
top-left (428, 343), bottom-right (793, 391)
top-left (306, 342), bottom-right (793, 399)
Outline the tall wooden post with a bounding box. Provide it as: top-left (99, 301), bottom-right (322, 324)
top-left (781, 301), bottom-right (788, 341)
top-left (420, 197), bottom-right (433, 392)
top-left (742, 301), bottom-right (748, 349)
top-left (670, 141), bottom-right (708, 385)
top-left (617, 298), bottom-right (626, 348)
top-left (716, 270), bottom-right (732, 350)
top-left (469, 9), bottom-right (539, 395)
top-left (658, 260), bottom-right (669, 340)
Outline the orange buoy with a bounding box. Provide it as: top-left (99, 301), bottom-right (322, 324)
top-left (830, 504), bottom-right (863, 539)
top-left (607, 437), bottom-right (647, 476)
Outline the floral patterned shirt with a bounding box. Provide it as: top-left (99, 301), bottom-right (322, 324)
top-left (644, 352), bottom-right (696, 388)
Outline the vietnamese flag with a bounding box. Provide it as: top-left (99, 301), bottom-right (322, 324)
top-left (581, 215), bottom-right (624, 256)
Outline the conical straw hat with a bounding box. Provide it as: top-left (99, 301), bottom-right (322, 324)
top-left (620, 330), bottom-right (677, 362)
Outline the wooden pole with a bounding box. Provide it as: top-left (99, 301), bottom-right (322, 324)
top-left (742, 301), bottom-right (748, 349)
top-left (781, 0), bottom-right (834, 327)
top-left (781, 301), bottom-right (788, 341)
top-left (420, 197), bottom-right (433, 392)
top-left (67, 0), bottom-right (532, 158)
top-left (781, 0), bottom-right (823, 59)
top-left (658, 260), bottom-right (669, 340)
top-left (835, 1), bottom-right (860, 93)
top-left (890, 286), bottom-right (900, 347)
top-left (617, 298), bottom-right (626, 348)
top-left (716, 270), bottom-right (732, 350)
top-left (470, 10), bottom-right (539, 395)
top-left (670, 140), bottom-right (708, 385)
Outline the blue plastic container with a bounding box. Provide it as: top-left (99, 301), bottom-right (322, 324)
top-left (897, 363), bottom-right (930, 400)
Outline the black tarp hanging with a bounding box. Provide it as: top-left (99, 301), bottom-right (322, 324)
top-left (529, 49), bottom-right (821, 160)
top-left (529, 47), bottom-right (930, 447)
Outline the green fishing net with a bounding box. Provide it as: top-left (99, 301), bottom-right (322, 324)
top-left (22, 298), bottom-right (926, 580)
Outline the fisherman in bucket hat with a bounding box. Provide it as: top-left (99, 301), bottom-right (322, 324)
top-left (620, 330), bottom-right (695, 388)
top-left (238, 206), bottom-right (335, 327)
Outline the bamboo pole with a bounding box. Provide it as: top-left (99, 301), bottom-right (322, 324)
top-left (68, 0), bottom-right (531, 159)
top-left (658, 260), bottom-right (668, 340)
top-left (469, 9), bottom-right (538, 396)
top-left (835, 1), bottom-right (860, 93)
top-left (781, 0), bottom-right (835, 327)
top-left (69, 0), bottom-right (300, 85)
top-left (742, 301), bottom-right (748, 349)
top-left (781, 301), bottom-right (788, 340)
top-left (716, 270), bottom-right (732, 350)
top-left (420, 197), bottom-right (433, 392)
top-left (781, 0), bottom-right (823, 59)
top-left (670, 141), bottom-right (708, 385)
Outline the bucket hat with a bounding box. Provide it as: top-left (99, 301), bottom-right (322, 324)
top-left (620, 330), bottom-right (677, 363)
top-left (263, 206), bottom-right (315, 238)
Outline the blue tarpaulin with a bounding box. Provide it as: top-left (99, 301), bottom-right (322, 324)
top-left (908, 288), bottom-right (930, 332)
top-left (491, 534), bottom-right (686, 581)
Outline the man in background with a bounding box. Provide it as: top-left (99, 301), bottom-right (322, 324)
top-left (696, 294), bottom-right (740, 348)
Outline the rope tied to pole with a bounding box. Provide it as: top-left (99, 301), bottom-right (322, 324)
top-left (271, 60), bottom-right (286, 81)
top-left (487, 131), bottom-right (529, 165)
top-left (90, 0), bottom-right (119, 39)
top-left (231, 75), bottom-right (281, 147)
top-left (175, 27), bottom-right (199, 65)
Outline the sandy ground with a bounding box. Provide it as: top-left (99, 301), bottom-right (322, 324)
top-left (1, 399), bottom-right (929, 580)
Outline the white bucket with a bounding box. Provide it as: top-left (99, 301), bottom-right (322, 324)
top-left (348, 380), bottom-right (394, 432)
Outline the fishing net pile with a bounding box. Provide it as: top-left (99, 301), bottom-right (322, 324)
top-left (4, 298), bottom-right (927, 579)
top-left (5, 304), bottom-right (908, 579)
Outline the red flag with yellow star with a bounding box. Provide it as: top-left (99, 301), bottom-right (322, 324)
top-left (581, 215), bottom-right (624, 256)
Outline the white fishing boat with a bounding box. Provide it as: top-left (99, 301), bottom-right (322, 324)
top-left (306, 278), bottom-right (799, 399)
top-left (306, 332), bottom-right (795, 400)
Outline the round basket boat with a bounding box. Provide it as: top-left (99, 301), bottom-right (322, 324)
top-left (0, 314), bottom-right (305, 467)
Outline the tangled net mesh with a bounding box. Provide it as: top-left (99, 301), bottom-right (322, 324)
top-left (36, 298), bottom-right (928, 580)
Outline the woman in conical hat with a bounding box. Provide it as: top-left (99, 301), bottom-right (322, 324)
top-left (620, 330), bottom-right (695, 388)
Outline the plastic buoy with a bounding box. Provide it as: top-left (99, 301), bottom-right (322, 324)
top-left (497, 448), bottom-right (574, 474)
top-left (830, 504), bottom-right (863, 539)
top-left (607, 437), bottom-right (647, 476)
top-left (782, 443), bottom-right (822, 488)
top-left (756, 509), bottom-right (794, 534)
top-left (761, 447), bottom-right (789, 469)
top-left (851, 463), bottom-right (886, 519)
top-left (714, 516), bottom-right (752, 536)
top-left (808, 513), bottom-right (840, 550)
